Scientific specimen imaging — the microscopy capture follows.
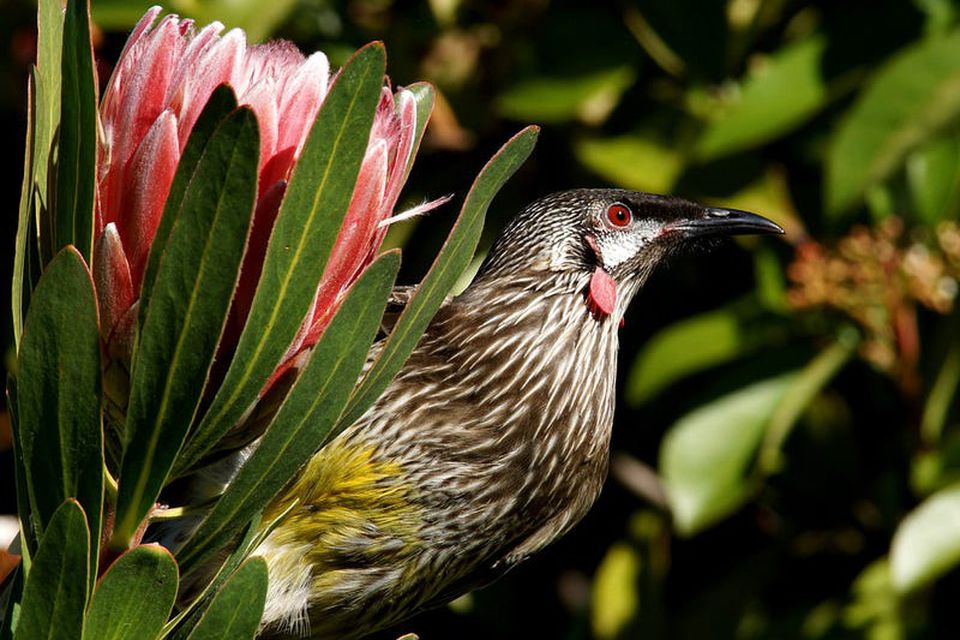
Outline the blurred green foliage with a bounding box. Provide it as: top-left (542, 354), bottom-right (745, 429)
top-left (4, 0), bottom-right (960, 638)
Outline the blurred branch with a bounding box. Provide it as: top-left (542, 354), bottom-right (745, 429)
top-left (611, 452), bottom-right (669, 510)
top-left (623, 7), bottom-right (686, 78)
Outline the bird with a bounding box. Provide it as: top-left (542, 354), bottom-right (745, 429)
top-left (254, 188), bottom-right (783, 638)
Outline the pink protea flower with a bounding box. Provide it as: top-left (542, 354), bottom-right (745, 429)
top-left (94, 7), bottom-right (438, 379)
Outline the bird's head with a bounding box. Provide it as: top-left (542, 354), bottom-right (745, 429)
top-left (475, 188), bottom-right (784, 319)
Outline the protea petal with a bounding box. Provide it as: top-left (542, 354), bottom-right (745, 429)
top-left (93, 223), bottom-right (135, 342)
top-left (114, 109), bottom-right (180, 284)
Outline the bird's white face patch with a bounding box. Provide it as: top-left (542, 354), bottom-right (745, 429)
top-left (595, 218), bottom-right (662, 269)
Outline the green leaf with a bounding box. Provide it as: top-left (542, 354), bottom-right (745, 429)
top-left (53, 0), bottom-right (97, 263)
top-left (15, 500), bottom-right (89, 640)
top-left (625, 302), bottom-right (771, 406)
top-left (337, 125), bottom-right (539, 429)
top-left (84, 545), bottom-right (178, 640)
top-left (89, 0), bottom-right (157, 29)
top-left (575, 134), bottom-right (683, 194)
top-left (906, 134), bottom-right (960, 223)
top-left (0, 561), bottom-right (24, 640)
top-left (15, 248), bottom-right (102, 575)
top-left (185, 558), bottom-right (267, 640)
top-left (661, 375), bottom-right (793, 537)
top-left (33, 0), bottom-right (64, 265)
top-left (140, 85), bottom-right (239, 326)
top-left (175, 43), bottom-right (386, 475)
top-left (112, 108), bottom-right (260, 548)
top-left (695, 37), bottom-right (829, 160)
top-left (891, 481), bottom-right (960, 592)
top-left (826, 29), bottom-right (960, 215)
top-left (496, 67), bottom-right (636, 125)
top-left (13, 75), bottom-right (37, 348)
top-left (661, 335), bottom-right (855, 536)
top-left (177, 252), bottom-right (399, 575)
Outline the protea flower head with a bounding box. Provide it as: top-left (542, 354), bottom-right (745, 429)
top-left (94, 6), bottom-right (439, 378)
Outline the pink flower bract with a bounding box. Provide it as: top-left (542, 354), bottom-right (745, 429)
top-left (95, 7), bottom-right (436, 382)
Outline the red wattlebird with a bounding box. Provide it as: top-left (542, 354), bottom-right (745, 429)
top-left (255, 189), bottom-right (783, 638)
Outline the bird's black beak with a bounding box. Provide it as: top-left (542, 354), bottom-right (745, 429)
top-left (662, 207), bottom-right (784, 239)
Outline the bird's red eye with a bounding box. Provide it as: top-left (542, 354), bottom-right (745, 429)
top-left (606, 203), bottom-right (632, 228)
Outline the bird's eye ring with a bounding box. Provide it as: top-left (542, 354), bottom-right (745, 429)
top-left (606, 203), bottom-right (632, 228)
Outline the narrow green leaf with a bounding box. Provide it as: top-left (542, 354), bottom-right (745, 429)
top-left (695, 37), bottom-right (829, 160)
top-left (84, 545), bottom-right (178, 640)
top-left (177, 252), bottom-right (399, 575)
top-left (891, 481), bottom-right (960, 592)
top-left (112, 108), bottom-right (260, 548)
top-left (175, 43), bottom-right (386, 475)
top-left (5, 377), bottom-right (35, 560)
top-left (337, 125), bottom-right (539, 429)
top-left (14, 500), bottom-right (89, 640)
top-left (54, 0), bottom-right (98, 262)
top-left (34, 0), bottom-right (65, 265)
top-left (827, 29), bottom-right (960, 215)
top-left (0, 561), bottom-right (23, 640)
top-left (185, 558), bottom-right (267, 640)
top-left (661, 375), bottom-right (793, 537)
top-left (13, 75), bottom-right (36, 348)
top-left (16, 248), bottom-right (102, 574)
top-left (139, 85), bottom-right (239, 326)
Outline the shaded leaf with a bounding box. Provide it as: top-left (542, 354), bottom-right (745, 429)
top-left (185, 558), bottom-right (267, 640)
top-left (496, 67), bottom-right (635, 125)
top-left (53, 0), bottom-right (97, 263)
top-left (398, 82), bottom-right (434, 184)
top-left (15, 248), bottom-right (102, 573)
top-left (695, 37), bottom-right (829, 160)
top-left (575, 133), bottom-right (683, 194)
top-left (827, 29), bottom-right (960, 215)
top-left (661, 375), bottom-right (793, 536)
top-left (177, 253), bottom-right (399, 575)
top-left (84, 545), bottom-right (178, 640)
top-left (175, 43), bottom-right (386, 475)
top-left (0, 562), bottom-right (23, 640)
top-left (891, 481), bottom-right (960, 592)
top-left (112, 108), bottom-right (260, 547)
top-left (337, 125), bottom-right (539, 429)
top-left (14, 500), bottom-right (88, 640)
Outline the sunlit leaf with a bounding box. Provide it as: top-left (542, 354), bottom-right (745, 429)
top-left (591, 543), bottom-right (641, 640)
top-left (15, 500), bottom-right (88, 640)
top-left (84, 545), bottom-right (178, 640)
top-left (177, 253), bottom-right (399, 575)
top-left (33, 0), bottom-right (65, 265)
top-left (625, 301), bottom-right (786, 405)
top-left (175, 43), bottom-right (386, 475)
top-left (337, 125), bottom-right (539, 429)
top-left (695, 37), bottom-right (828, 160)
top-left (826, 29), bottom-right (960, 215)
top-left (891, 481), bottom-right (960, 592)
top-left (906, 133), bottom-right (960, 223)
top-left (15, 248), bottom-right (102, 575)
top-left (497, 67), bottom-right (635, 125)
top-left (13, 76), bottom-right (36, 348)
top-left (661, 374), bottom-right (793, 536)
top-left (113, 108), bottom-right (260, 548)
top-left (185, 558), bottom-right (267, 640)
top-left (575, 134), bottom-right (683, 194)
